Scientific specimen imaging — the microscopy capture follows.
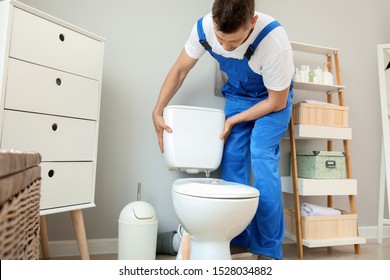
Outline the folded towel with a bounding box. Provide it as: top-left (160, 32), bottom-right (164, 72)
top-left (301, 100), bottom-right (340, 107)
top-left (301, 202), bottom-right (341, 216)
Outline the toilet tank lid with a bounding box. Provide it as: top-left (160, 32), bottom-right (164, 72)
top-left (172, 178), bottom-right (259, 199)
top-left (165, 105), bottom-right (224, 114)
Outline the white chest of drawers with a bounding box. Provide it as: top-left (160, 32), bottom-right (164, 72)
top-left (0, 0), bottom-right (104, 259)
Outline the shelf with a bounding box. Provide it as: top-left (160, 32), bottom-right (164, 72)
top-left (281, 176), bottom-right (357, 196)
top-left (284, 232), bottom-right (366, 248)
top-left (283, 125), bottom-right (352, 140)
top-left (291, 41), bottom-right (338, 56)
top-left (294, 81), bottom-right (345, 93)
top-left (286, 42), bottom-right (362, 258)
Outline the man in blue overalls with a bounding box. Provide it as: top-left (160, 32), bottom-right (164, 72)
top-left (153, 0), bottom-right (294, 260)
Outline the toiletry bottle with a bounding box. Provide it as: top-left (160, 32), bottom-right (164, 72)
top-left (313, 67), bottom-right (323, 84)
top-left (308, 65), bottom-right (314, 83)
top-left (300, 65), bottom-right (309, 82)
top-left (294, 67), bottom-right (300, 82)
top-left (322, 62), bottom-right (334, 85)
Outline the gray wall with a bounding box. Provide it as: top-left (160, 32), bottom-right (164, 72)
top-left (18, 0), bottom-right (390, 242)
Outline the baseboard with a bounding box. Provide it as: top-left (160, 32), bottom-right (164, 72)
top-left (358, 225), bottom-right (390, 239)
top-left (47, 238), bottom-right (118, 258)
top-left (46, 226), bottom-right (390, 258)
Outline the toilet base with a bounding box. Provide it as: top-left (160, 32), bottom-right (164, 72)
top-left (176, 237), bottom-right (232, 260)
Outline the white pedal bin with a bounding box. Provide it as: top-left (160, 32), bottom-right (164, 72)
top-left (118, 201), bottom-right (158, 260)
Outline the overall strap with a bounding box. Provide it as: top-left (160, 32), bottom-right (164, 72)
top-left (197, 17), bottom-right (211, 50)
top-left (244, 21), bottom-right (281, 60)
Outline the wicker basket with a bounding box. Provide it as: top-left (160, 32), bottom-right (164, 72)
top-left (284, 208), bottom-right (357, 240)
top-left (293, 102), bottom-right (349, 127)
top-left (0, 150), bottom-right (41, 260)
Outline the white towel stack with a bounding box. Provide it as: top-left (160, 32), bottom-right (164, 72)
top-left (300, 202), bottom-right (341, 216)
top-left (301, 100), bottom-right (340, 107)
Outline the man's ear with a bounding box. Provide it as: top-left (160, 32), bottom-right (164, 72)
top-left (250, 15), bottom-right (258, 29)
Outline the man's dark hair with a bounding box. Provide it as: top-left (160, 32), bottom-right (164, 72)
top-left (212, 0), bottom-right (255, 33)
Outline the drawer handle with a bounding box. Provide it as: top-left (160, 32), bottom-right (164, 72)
top-left (59, 33), bottom-right (65, 42)
top-left (48, 170), bottom-right (55, 178)
top-left (52, 123), bottom-right (58, 131)
top-left (326, 160), bottom-right (336, 169)
top-left (56, 78), bottom-right (62, 86)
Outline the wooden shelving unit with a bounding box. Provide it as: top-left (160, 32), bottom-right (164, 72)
top-left (285, 41), bottom-right (366, 258)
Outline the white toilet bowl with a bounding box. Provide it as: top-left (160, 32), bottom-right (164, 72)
top-left (162, 105), bottom-right (260, 259)
top-left (172, 178), bottom-right (259, 260)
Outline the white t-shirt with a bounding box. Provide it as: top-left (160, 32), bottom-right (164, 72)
top-left (185, 12), bottom-right (294, 91)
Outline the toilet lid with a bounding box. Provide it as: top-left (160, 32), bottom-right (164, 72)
top-left (172, 178), bottom-right (260, 199)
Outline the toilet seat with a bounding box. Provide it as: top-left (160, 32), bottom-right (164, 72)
top-left (172, 178), bottom-right (259, 199)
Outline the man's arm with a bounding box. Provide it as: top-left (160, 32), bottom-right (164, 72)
top-left (220, 86), bottom-right (290, 141)
top-left (152, 48), bottom-right (198, 152)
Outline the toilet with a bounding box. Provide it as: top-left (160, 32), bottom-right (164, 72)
top-left (163, 105), bottom-right (260, 260)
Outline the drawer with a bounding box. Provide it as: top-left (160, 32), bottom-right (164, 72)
top-left (1, 110), bottom-right (96, 161)
top-left (40, 162), bottom-right (94, 210)
top-left (9, 8), bottom-right (103, 80)
top-left (6, 58), bottom-right (100, 120)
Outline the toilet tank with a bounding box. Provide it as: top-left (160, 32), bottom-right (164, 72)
top-left (163, 105), bottom-right (225, 175)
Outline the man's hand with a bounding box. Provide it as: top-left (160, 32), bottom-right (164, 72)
top-left (220, 117), bottom-right (235, 143)
top-left (152, 110), bottom-right (172, 153)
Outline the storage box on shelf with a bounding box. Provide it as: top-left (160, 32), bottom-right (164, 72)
top-left (296, 151), bottom-right (346, 179)
top-left (284, 208), bottom-right (357, 240)
top-left (0, 0), bottom-right (105, 259)
top-left (283, 41), bottom-right (365, 259)
top-left (293, 102), bottom-right (349, 128)
top-left (284, 208), bottom-right (359, 247)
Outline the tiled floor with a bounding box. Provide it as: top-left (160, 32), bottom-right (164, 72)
top-left (50, 237), bottom-right (389, 260)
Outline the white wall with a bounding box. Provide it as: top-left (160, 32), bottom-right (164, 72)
top-left (18, 0), bottom-right (390, 242)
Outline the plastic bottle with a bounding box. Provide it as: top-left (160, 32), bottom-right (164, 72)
top-left (294, 67), bottom-right (300, 82)
top-left (308, 65), bottom-right (314, 83)
top-left (322, 62), bottom-right (334, 85)
top-left (300, 65), bottom-right (309, 82)
top-left (313, 67), bottom-right (323, 84)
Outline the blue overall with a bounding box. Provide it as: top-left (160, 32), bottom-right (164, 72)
top-left (197, 18), bottom-right (293, 259)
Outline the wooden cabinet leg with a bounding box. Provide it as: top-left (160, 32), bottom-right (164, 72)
top-left (40, 215), bottom-right (50, 259)
top-left (354, 244), bottom-right (361, 254)
top-left (70, 209), bottom-right (90, 260)
top-left (288, 120), bottom-right (304, 259)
